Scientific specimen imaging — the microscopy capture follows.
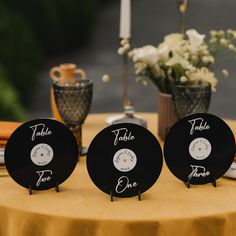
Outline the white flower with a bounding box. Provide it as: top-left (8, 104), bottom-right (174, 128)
top-left (183, 52), bottom-right (190, 60)
top-left (227, 29), bottom-right (236, 37)
top-left (118, 47), bottom-right (125, 55)
top-left (202, 56), bottom-right (209, 64)
top-left (162, 33), bottom-right (184, 53)
top-left (222, 69), bottom-right (229, 77)
top-left (219, 30), bottom-right (225, 36)
top-left (191, 54), bottom-right (198, 63)
top-left (209, 38), bottom-right (217, 43)
top-left (128, 51), bottom-right (134, 58)
top-left (123, 43), bottom-right (130, 51)
top-left (134, 62), bottom-right (148, 75)
top-left (208, 56), bottom-right (215, 63)
top-left (130, 45), bottom-right (159, 65)
top-left (220, 38), bottom-right (228, 46)
top-left (142, 80), bottom-right (148, 86)
top-left (156, 44), bottom-right (169, 61)
top-left (228, 44), bottom-right (235, 50)
top-left (186, 29), bottom-right (205, 49)
top-left (180, 76), bottom-right (187, 83)
top-left (166, 54), bottom-right (193, 70)
top-left (210, 30), bottom-right (217, 37)
top-left (121, 38), bottom-right (129, 46)
top-left (102, 74), bottom-right (111, 83)
top-left (188, 67), bottom-right (217, 91)
top-left (202, 55), bottom-right (215, 64)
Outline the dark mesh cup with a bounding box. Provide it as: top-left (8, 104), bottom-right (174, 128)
top-left (52, 79), bottom-right (93, 156)
top-left (53, 80), bottom-right (93, 126)
top-left (172, 82), bottom-right (211, 119)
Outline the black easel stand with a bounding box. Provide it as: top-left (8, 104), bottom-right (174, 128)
top-left (211, 177), bottom-right (217, 187)
top-left (138, 190), bottom-right (142, 201)
top-left (28, 185), bottom-right (32, 195)
top-left (110, 190), bottom-right (142, 202)
top-left (28, 183), bottom-right (60, 195)
top-left (110, 191), bottom-right (114, 202)
top-left (184, 175), bottom-right (217, 188)
top-left (55, 183), bottom-right (60, 192)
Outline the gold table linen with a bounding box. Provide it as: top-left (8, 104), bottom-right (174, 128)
top-left (0, 113), bottom-right (236, 236)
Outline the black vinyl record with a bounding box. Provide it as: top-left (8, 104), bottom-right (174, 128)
top-left (5, 119), bottom-right (78, 190)
top-left (164, 113), bottom-right (235, 184)
top-left (87, 123), bottom-right (163, 198)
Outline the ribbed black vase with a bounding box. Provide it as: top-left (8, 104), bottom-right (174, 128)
top-left (172, 82), bottom-right (211, 119)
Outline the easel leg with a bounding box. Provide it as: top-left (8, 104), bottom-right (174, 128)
top-left (184, 180), bottom-right (191, 188)
top-left (28, 186), bottom-right (32, 195)
top-left (55, 183), bottom-right (60, 192)
top-left (138, 190), bottom-right (141, 201)
top-left (211, 177), bottom-right (217, 188)
top-left (110, 191), bottom-right (114, 202)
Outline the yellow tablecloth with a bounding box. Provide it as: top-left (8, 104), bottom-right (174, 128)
top-left (1, 113), bottom-right (236, 236)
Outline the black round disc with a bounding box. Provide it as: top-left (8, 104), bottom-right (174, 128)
top-left (164, 113), bottom-right (235, 184)
top-left (5, 119), bottom-right (78, 190)
top-left (87, 123), bottom-right (163, 198)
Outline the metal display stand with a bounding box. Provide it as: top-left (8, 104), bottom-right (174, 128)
top-left (28, 183), bottom-right (60, 195)
top-left (183, 175), bottom-right (217, 189)
top-left (110, 190), bottom-right (142, 202)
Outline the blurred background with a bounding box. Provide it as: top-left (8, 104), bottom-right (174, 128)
top-left (1, 0), bottom-right (236, 121)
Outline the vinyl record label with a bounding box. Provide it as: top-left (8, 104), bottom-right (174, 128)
top-left (87, 123), bottom-right (163, 198)
top-left (164, 113), bottom-right (235, 184)
top-left (5, 119), bottom-right (78, 190)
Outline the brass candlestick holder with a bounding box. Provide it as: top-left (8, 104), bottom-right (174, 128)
top-left (177, 0), bottom-right (189, 34)
top-left (105, 38), bottom-right (147, 127)
top-left (122, 42), bottom-right (130, 109)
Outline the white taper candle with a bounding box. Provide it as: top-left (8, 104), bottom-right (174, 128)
top-left (119, 0), bottom-right (131, 38)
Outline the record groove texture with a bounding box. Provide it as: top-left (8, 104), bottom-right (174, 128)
top-left (87, 123), bottom-right (163, 198)
top-left (5, 119), bottom-right (78, 190)
top-left (164, 113), bottom-right (235, 184)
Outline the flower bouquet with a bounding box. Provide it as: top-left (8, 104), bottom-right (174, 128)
top-left (128, 29), bottom-right (236, 138)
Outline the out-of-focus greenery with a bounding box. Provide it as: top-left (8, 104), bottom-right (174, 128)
top-left (0, 0), bottom-right (98, 121)
top-left (6, 0), bottom-right (97, 53)
top-left (0, 4), bottom-right (41, 109)
top-left (0, 67), bottom-right (26, 121)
